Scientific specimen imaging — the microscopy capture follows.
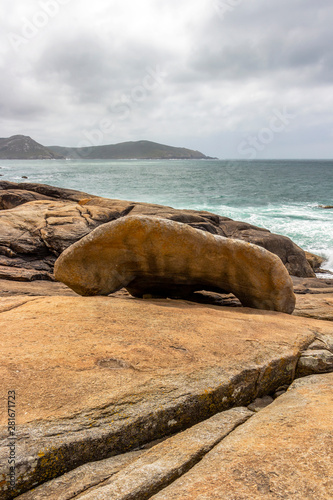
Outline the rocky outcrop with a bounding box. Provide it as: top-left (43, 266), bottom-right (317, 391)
top-left (1, 180), bottom-right (332, 498)
top-left (304, 250), bottom-right (325, 271)
top-left (0, 181), bottom-right (315, 281)
top-left (0, 181), bottom-right (96, 206)
top-left (0, 189), bottom-right (53, 210)
top-left (0, 199), bottom-right (125, 277)
top-left (17, 408), bottom-right (253, 500)
top-left (218, 218), bottom-right (314, 277)
top-left (16, 450), bottom-right (145, 500)
top-left (294, 293), bottom-right (333, 321)
top-left (89, 196), bottom-right (315, 278)
top-left (54, 215), bottom-right (296, 313)
top-left (151, 373), bottom-right (333, 500)
top-left (1, 295), bottom-right (333, 498)
top-left (0, 277), bottom-right (77, 296)
top-left (291, 276), bottom-right (333, 321)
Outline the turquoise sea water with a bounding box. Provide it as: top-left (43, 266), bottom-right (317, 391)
top-left (1, 158), bottom-right (333, 273)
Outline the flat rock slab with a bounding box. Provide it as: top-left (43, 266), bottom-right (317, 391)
top-left (294, 293), bottom-right (333, 321)
top-left (292, 276), bottom-right (333, 293)
top-left (152, 373), bottom-right (333, 500)
top-left (0, 279), bottom-right (77, 297)
top-left (1, 277), bottom-right (332, 322)
top-left (17, 408), bottom-right (253, 500)
top-left (16, 450), bottom-right (144, 500)
top-left (1, 296), bottom-right (333, 497)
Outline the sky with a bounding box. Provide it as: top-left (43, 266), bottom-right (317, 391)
top-left (1, 0), bottom-right (333, 159)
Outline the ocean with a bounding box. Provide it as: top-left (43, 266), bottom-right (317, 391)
top-left (1, 158), bottom-right (332, 274)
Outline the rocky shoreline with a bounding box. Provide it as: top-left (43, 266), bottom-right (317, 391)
top-left (1, 181), bottom-right (333, 499)
top-left (0, 180), bottom-right (320, 281)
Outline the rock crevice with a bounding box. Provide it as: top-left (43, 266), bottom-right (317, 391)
top-left (1, 295), bottom-right (332, 498)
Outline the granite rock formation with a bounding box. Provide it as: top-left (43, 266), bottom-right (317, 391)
top-left (151, 373), bottom-right (333, 500)
top-left (0, 294), bottom-right (333, 500)
top-left (54, 215), bottom-right (296, 313)
top-left (0, 181), bottom-right (315, 283)
top-left (0, 178), bottom-right (332, 498)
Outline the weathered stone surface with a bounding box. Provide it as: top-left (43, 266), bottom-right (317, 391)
top-left (0, 278), bottom-right (77, 296)
top-left (54, 215), bottom-right (296, 313)
top-left (0, 265), bottom-right (53, 281)
top-left (0, 200), bottom-right (55, 255)
top-left (20, 408), bottom-right (252, 500)
top-left (294, 293), bottom-right (333, 321)
top-left (40, 202), bottom-right (122, 254)
top-left (0, 181), bottom-right (94, 203)
top-left (0, 181), bottom-right (315, 279)
top-left (152, 373), bottom-right (333, 499)
top-left (247, 395), bottom-right (274, 412)
top-left (217, 218), bottom-right (315, 277)
top-left (16, 451), bottom-right (143, 500)
top-left (0, 199), bottom-right (124, 279)
top-left (0, 189), bottom-right (53, 209)
top-left (0, 296), bottom-right (39, 313)
top-left (296, 349), bottom-right (333, 377)
top-left (304, 250), bottom-right (326, 271)
top-left (86, 196), bottom-right (315, 277)
top-left (72, 408), bottom-right (253, 500)
top-left (1, 295), bottom-right (332, 497)
top-left (292, 275), bottom-right (333, 294)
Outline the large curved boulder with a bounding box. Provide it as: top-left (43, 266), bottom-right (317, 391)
top-left (54, 215), bottom-right (296, 313)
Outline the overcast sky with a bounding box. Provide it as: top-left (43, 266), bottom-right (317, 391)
top-left (1, 0), bottom-right (332, 158)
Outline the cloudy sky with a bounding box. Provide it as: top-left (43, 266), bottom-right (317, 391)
top-left (1, 0), bottom-right (332, 158)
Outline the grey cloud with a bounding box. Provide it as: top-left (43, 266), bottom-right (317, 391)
top-left (184, 0), bottom-right (333, 86)
top-left (0, 0), bottom-right (332, 157)
top-left (35, 31), bottom-right (170, 105)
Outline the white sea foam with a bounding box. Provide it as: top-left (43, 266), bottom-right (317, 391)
top-left (1, 158), bottom-right (332, 271)
top-left (322, 249), bottom-right (333, 271)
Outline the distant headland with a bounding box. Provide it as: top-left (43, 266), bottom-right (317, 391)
top-left (0, 135), bottom-right (215, 160)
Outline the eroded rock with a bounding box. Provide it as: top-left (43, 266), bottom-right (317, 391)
top-left (304, 251), bottom-right (326, 271)
top-left (294, 293), bottom-right (333, 321)
top-left (16, 451), bottom-right (144, 500)
top-left (0, 181), bottom-right (315, 280)
top-left (19, 408), bottom-right (252, 500)
top-left (247, 395), bottom-right (274, 412)
top-left (54, 215), bottom-right (296, 313)
top-left (152, 373), bottom-right (333, 499)
top-left (0, 189), bottom-right (52, 209)
top-left (218, 218), bottom-right (315, 277)
top-left (1, 295), bottom-right (331, 497)
top-left (296, 349), bottom-right (333, 377)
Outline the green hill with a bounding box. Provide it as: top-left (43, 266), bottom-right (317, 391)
top-left (48, 140), bottom-right (214, 160)
top-left (0, 136), bottom-right (214, 160)
top-left (0, 135), bottom-right (64, 159)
